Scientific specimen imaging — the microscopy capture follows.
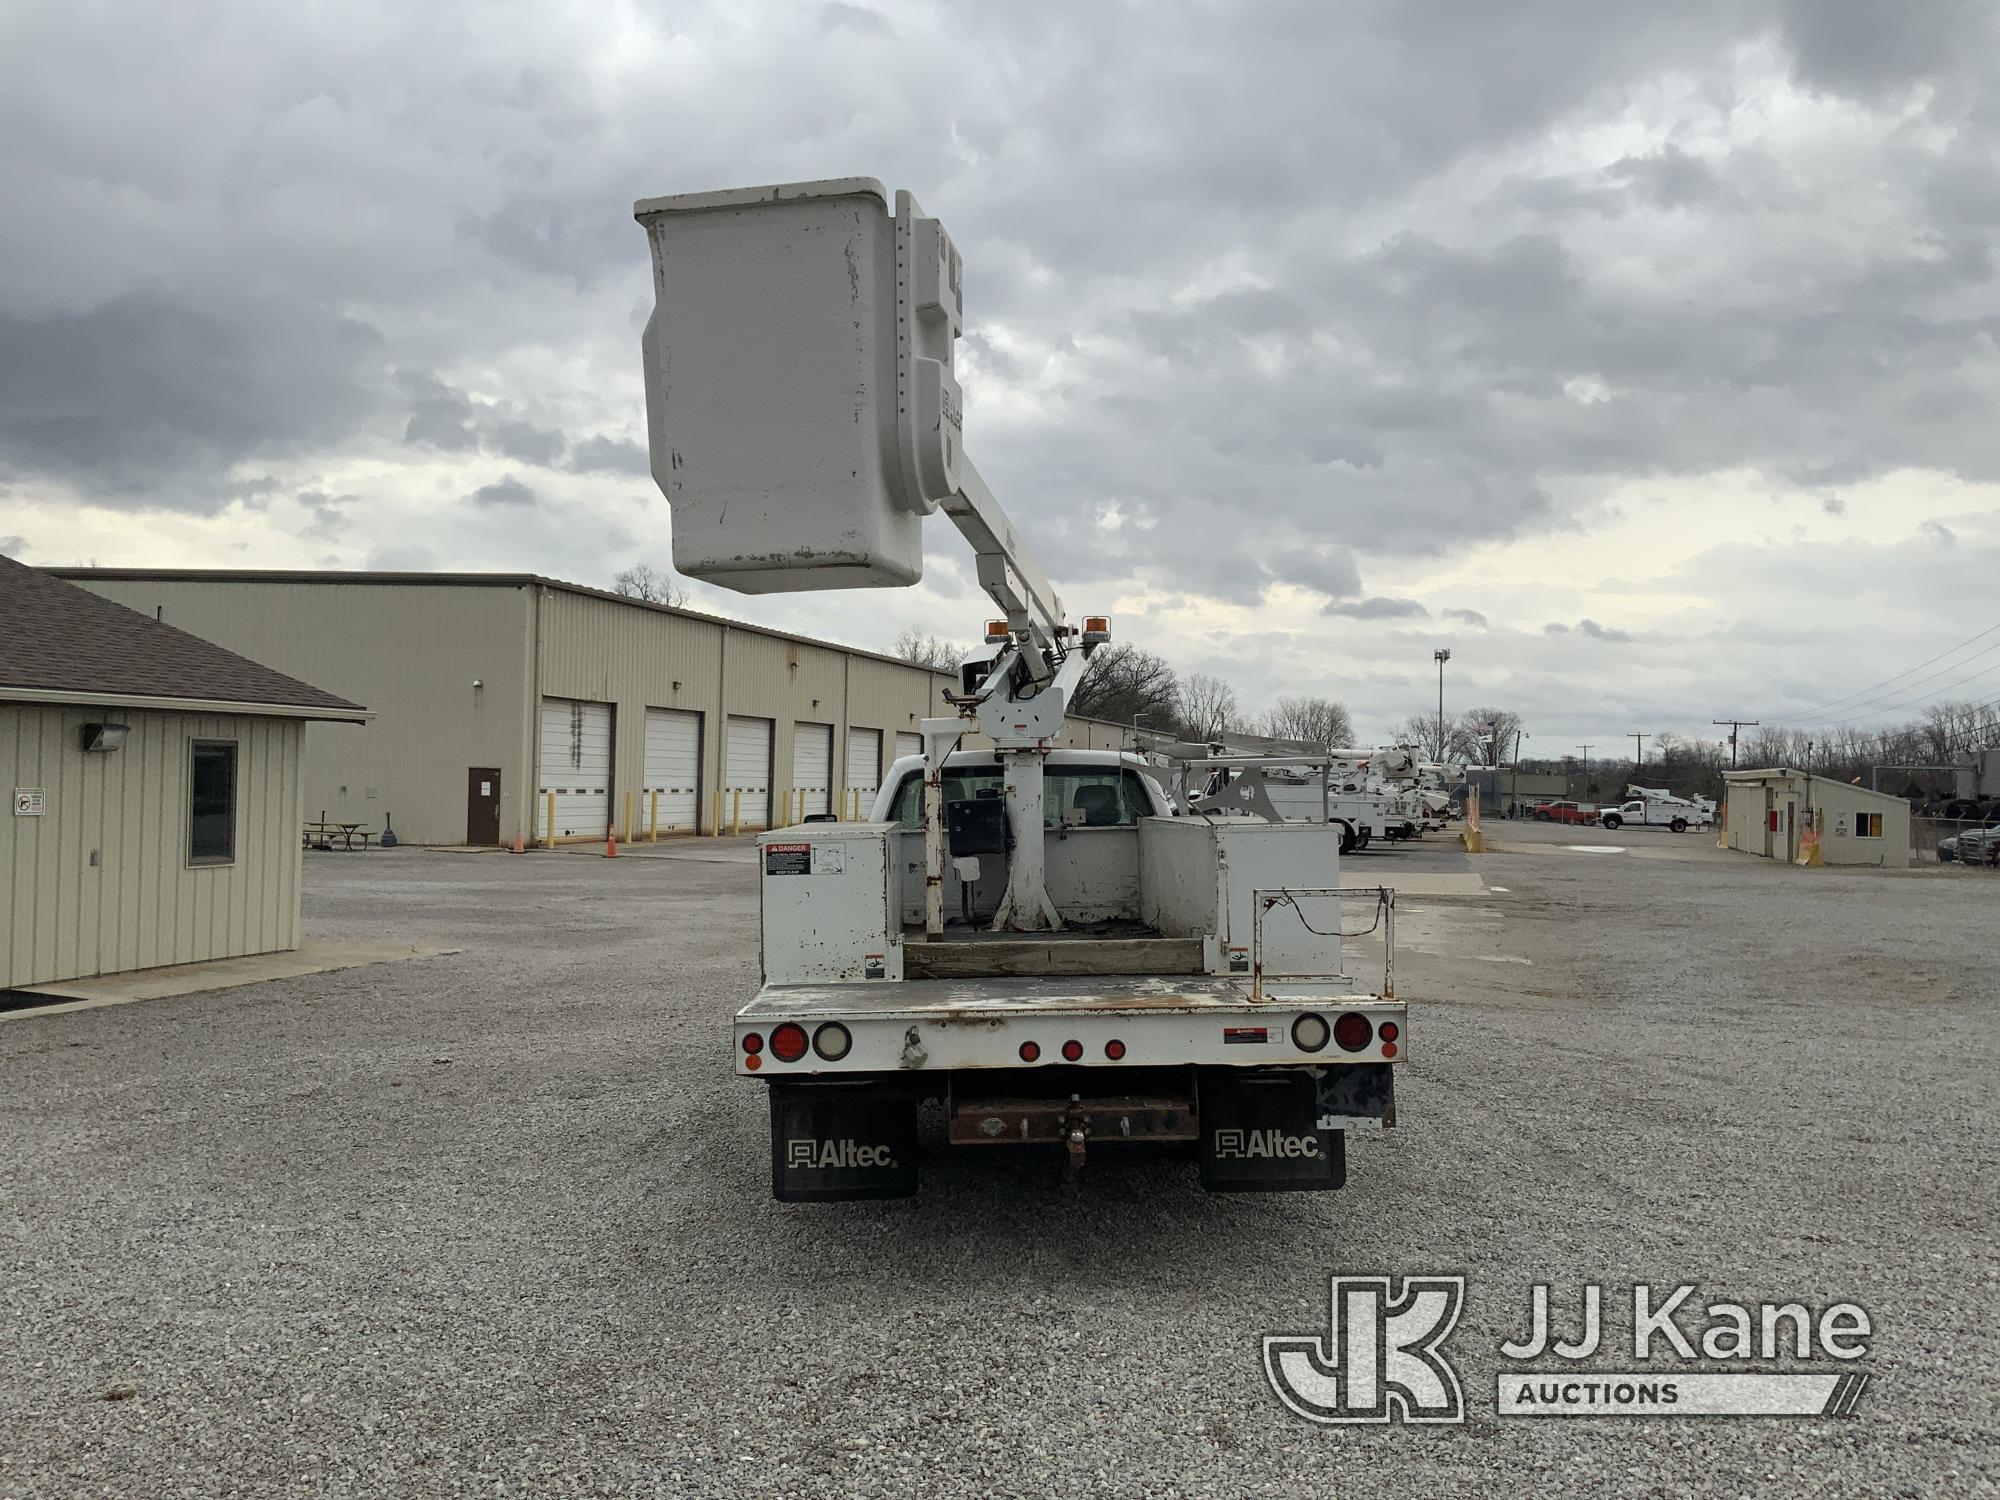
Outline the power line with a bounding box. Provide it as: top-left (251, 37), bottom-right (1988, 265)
top-left (1772, 619), bottom-right (2000, 722)
top-left (1787, 638), bottom-right (2000, 727)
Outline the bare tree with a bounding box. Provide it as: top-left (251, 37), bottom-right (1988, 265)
top-left (1401, 711), bottom-right (1479, 762)
top-left (890, 627), bottom-right (966, 673)
top-left (1260, 695), bottom-right (1354, 749)
top-left (1176, 673), bottom-right (1240, 742)
top-left (1456, 707), bottom-right (1524, 766)
top-left (1068, 643), bottom-right (1180, 725)
top-left (612, 564), bottom-right (687, 607)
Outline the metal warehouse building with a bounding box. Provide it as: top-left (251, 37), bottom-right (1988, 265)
top-left (1721, 769), bottom-right (1911, 868)
top-left (3, 558), bottom-right (369, 987)
top-left (57, 570), bottom-right (1132, 848)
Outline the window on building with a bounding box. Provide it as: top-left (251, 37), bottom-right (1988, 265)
top-left (1854, 811), bottom-right (1883, 839)
top-left (189, 740), bottom-right (238, 865)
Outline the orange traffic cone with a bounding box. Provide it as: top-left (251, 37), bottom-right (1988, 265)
top-left (606, 828), bottom-right (618, 859)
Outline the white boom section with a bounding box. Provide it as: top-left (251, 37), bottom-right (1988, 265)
top-left (635, 178), bottom-right (1088, 933)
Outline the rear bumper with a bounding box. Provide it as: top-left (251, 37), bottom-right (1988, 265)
top-left (735, 975), bottom-right (1405, 1076)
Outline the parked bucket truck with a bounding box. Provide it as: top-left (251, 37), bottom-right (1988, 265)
top-left (635, 178), bottom-right (1404, 1199)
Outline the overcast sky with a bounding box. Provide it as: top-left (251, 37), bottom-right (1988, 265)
top-left (4, 1), bottom-right (1998, 752)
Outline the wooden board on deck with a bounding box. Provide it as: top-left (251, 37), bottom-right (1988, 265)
top-left (904, 936), bottom-right (1204, 980)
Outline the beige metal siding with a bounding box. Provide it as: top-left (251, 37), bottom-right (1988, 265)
top-left (2, 704), bottom-right (303, 987)
top-left (65, 575), bottom-right (1146, 847)
top-left (70, 579), bottom-right (528, 845)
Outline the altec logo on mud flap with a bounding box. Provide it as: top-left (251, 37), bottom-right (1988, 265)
top-left (1213, 1128), bottom-right (1319, 1160)
top-left (1264, 1277), bottom-right (1876, 1425)
top-left (785, 1138), bottom-right (897, 1170)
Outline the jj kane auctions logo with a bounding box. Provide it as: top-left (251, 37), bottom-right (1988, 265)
top-left (1265, 1277), bottom-right (1873, 1423)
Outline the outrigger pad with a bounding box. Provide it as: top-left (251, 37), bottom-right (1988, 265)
top-left (769, 1082), bottom-right (920, 1202)
top-left (1198, 1070), bottom-right (1344, 1193)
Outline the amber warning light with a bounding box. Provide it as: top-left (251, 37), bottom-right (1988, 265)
top-left (1082, 616), bottom-right (1111, 645)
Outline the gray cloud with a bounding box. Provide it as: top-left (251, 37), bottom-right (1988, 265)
top-left (4, 0), bottom-right (1999, 740)
top-left (1323, 596), bottom-right (1429, 620)
top-left (568, 435), bottom-right (650, 476)
top-left (0, 534), bottom-right (23, 557)
top-left (468, 475), bottom-right (537, 507)
top-left (0, 293), bottom-right (384, 505)
top-left (1577, 619), bottom-right (1633, 643)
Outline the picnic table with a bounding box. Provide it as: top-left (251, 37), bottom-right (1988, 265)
top-left (303, 819), bottom-right (374, 851)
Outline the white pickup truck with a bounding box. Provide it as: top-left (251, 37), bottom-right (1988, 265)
top-left (737, 750), bottom-right (1403, 1199)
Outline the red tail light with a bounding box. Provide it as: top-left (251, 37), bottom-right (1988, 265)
top-left (1333, 1012), bottom-right (1373, 1053)
top-left (1060, 1039), bottom-right (1084, 1062)
top-left (1019, 1041), bottom-right (1041, 1062)
top-left (770, 1023), bottom-right (809, 1062)
top-left (1378, 1021), bottom-right (1400, 1043)
top-left (1104, 1039), bottom-right (1126, 1060)
top-left (741, 1032), bottom-right (764, 1054)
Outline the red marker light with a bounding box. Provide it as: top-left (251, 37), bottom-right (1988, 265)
top-left (1380, 1042), bottom-right (1398, 1059)
top-left (1104, 1039), bottom-right (1126, 1061)
top-left (742, 1032), bottom-right (764, 1054)
top-left (745, 1054), bottom-right (762, 1071)
top-left (1333, 1012), bottom-right (1373, 1053)
top-left (1019, 1041), bottom-right (1041, 1062)
top-left (770, 1023), bottom-right (809, 1063)
top-left (1378, 1021), bottom-right (1400, 1043)
top-left (1060, 1039), bottom-right (1084, 1062)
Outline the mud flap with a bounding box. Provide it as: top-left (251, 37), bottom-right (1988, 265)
top-left (769, 1082), bottom-right (920, 1202)
top-left (1198, 1070), bottom-right (1344, 1193)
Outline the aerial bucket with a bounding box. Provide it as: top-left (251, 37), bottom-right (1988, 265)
top-left (633, 178), bottom-right (964, 594)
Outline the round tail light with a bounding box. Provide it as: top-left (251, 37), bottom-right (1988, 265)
top-left (769, 1023), bottom-right (809, 1062)
top-left (1060, 1039), bottom-right (1084, 1062)
top-left (1332, 1012), bottom-right (1373, 1053)
top-left (1378, 1021), bottom-right (1400, 1043)
top-left (1104, 1039), bottom-right (1126, 1060)
top-left (1291, 1014), bottom-right (1330, 1052)
top-left (741, 1032), bottom-right (764, 1055)
top-left (813, 1022), bottom-right (852, 1061)
top-left (1019, 1040), bottom-right (1041, 1062)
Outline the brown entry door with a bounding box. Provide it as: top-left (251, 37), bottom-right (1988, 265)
top-left (467, 768), bottom-right (502, 845)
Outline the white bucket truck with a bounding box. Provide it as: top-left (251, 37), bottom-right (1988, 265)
top-left (1597, 785), bottom-right (1716, 833)
top-left (635, 178), bottom-right (1405, 1199)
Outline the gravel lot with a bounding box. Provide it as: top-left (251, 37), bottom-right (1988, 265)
top-left (4, 826), bottom-right (1995, 1497)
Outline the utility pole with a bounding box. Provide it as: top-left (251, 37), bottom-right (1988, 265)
top-left (1630, 733), bottom-right (1647, 773)
top-left (1712, 718), bottom-right (1758, 769)
top-left (1577, 744), bottom-right (1592, 797)
top-left (1432, 648), bottom-right (1451, 761)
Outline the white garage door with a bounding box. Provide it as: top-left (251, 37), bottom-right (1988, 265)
top-left (725, 715), bottom-right (773, 831)
top-left (644, 708), bottom-right (702, 834)
top-left (792, 721), bottom-right (833, 822)
top-left (539, 697), bottom-right (613, 841)
top-left (845, 727), bottom-right (882, 818)
top-left (895, 730), bottom-right (923, 764)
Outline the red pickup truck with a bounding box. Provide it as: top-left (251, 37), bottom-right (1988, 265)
top-left (1531, 800), bottom-right (1599, 825)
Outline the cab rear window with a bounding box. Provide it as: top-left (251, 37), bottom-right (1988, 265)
top-left (887, 768), bottom-right (1152, 829)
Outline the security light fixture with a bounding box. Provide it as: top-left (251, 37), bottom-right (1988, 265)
top-left (80, 722), bottom-right (129, 753)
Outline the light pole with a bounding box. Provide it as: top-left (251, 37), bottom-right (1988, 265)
top-left (1432, 648), bottom-right (1451, 761)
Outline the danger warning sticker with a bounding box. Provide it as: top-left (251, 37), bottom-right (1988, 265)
top-left (764, 843), bottom-right (811, 875)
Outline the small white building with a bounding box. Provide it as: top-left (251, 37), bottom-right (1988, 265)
top-left (1721, 769), bottom-right (1910, 868)
top-left (1, 558), bottom-right (368, 988)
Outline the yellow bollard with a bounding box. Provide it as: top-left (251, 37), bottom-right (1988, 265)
top-left (650, 789), bottom-right (660, 841)
top-left (623, 790), bottom-right (634, 844)
top-left (732, 788), bottom-right (742, 836)
top-left (545, 790), bottom-right (557, 848)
